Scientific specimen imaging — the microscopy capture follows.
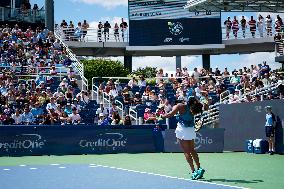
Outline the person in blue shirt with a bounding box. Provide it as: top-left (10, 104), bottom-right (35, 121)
top-left (21, 107), bottom-right (34, 125)
top-left (31, 102), bottom-right (44, 124)
top-left (260, 61), bottom-right (270, 76)
top-left (64, 103), bottom-right (73, 116)
top-left (265, 106), bottom-right (276, 155)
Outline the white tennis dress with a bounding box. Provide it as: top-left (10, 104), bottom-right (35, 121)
top-left (174, 106), bottom-right (196, 140)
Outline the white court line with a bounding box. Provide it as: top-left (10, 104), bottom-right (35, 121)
top-left (19, 165), bottom-right (27, 167)
top-left (89, 166), bottom-right (99, 168)
top-left (29, 168), bottom-right (38, 170)
top-left (92, 164), bottom-right (249, 189)
top-left (50, 164), bottom-right (60, 166)
top-left (58, 167), bottom-right (66, 169)
top-left (3, 169), bottom-right (10, 171)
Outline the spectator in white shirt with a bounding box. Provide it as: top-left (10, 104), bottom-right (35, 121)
top-left (138, 75), bottom-right (146, 87)
top-left (12, 109), bottom-right (23, 125)
top-left (192, 68), bottom-right (200, 82)
top-left (69, 107), bottom-right (81, 125)
top-left (46, 97), bottom-right (57, 112)
top-left (128, 77), bottom-right (137, 88)
top-left (96, 103), bottom-right (109, 117)
top-left (109, 85), bottom-right (118, 99)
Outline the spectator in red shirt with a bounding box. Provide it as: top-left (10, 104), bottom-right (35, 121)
top-left (248, 16), bottom-right (256, 38)
top-left (232, 16), bottom-right (239, 39)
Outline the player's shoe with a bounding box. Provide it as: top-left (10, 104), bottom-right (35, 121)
top-left (191, 170), bottom-right (199, 180)
top-left (196, 167), bottom-right (205, 179)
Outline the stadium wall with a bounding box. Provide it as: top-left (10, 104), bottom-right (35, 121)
top-left (220, 99), bottom-right (284, 153)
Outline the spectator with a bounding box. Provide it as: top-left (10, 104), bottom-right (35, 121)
top-left (144, 108), bottom-right (156, 124)
top-left (123, 115), bottom-right (132, 126)
top-left (98, 22), bottom-right (103, 42)
top-left (241, 16), bottom-right (247, 38)
top-left (133, 92), bottom-right (142, 105)
top-left (104, 21), bottom-right (111, 41)
top-left (31, 102), bottom-right (44, 124)
top-left (262, 73), bottom-right (272, 87)
top-left (12, 109), bottom-right (23, 125)
top-left (232, 16), bottom-right (239, 39)
top-left (69, 107), bottom-right (81, 125)
top-left (111, 112), bottom-right (123, 125)
top-left (138, 75), bottom-right (146, 87)
top-left (114, 23), bottom-right (119, 42)
top-left (96, 102), bottom-right (109, 117)
top-left (248, 16), bottom-right (256, 38)
top-left (98, 113), bottom-right (109, 126)
top-left (109, 102), bottom-right (118, 118)
top-left (266, 15), bottom-right (273, 36)
top-left (82, 20), bottom-right (89, 40)
top-left (224, 17), bottom-right (232, 39)
top-left (2, 112), bottom-right (15, 125)
top-left (257, 15), bottom-right (264, 37)
top-left (21, 107), bottom-right (34, 125)
top-left (120, 18), bottom-right (128, 42)
top-left (128, 77), bottom-right (137, 88)
top-left (192, 68), bottom-right (200, 82)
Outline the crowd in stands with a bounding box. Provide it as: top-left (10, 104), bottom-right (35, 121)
top-left (59, 18), bottom-right (128, 42)
top-left (224, 14), bottom-right (283, 39)
top-left (0, 24), bottom-right (92, 126)
top-left (97, 62), bottom-right (283, 125)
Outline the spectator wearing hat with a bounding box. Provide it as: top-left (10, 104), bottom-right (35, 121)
top-left (265, 106), bottom-right (276, 155)
top-left (144, 108), bottom-right (156, 124)
top-left (123, 90), bottom-right (132, 112)
top-left (70, 78), bottom-right (78, 88)
top-left (98, 113), bottom-right (109, 126)
top-left (133, 92), bottom-right (142, 105)
top-left (262, 73), bottom-right (272, 87)
top-left (31, 102), bottom-right (44, 124)
top-left (64, 103), bottom-right (73, 116)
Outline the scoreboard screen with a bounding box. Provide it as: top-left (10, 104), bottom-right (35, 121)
top-left (129, 0), bottom-right (222, 46)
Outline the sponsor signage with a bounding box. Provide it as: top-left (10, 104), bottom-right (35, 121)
top-left (164, 129), bottom-right (225, 153)
top-left (0, 127), bottom-right (157, 156)
top-left (129, 0), bottom-right (221, 46)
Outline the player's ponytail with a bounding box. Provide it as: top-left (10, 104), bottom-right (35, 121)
top-left (188, 97), bottom-right (203, 115)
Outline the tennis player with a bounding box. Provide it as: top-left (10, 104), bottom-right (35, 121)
top-left (161, 97), bottom-right (205, 180)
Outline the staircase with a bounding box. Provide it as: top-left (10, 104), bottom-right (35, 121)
top-left (54, 28), bottom-right (88, 91)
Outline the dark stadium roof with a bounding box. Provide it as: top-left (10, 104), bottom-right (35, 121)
top-left (184, 0), bottom-right (284, 12)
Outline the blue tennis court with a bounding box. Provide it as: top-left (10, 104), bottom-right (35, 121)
top-left (0, 164), bottom-right (247, 189)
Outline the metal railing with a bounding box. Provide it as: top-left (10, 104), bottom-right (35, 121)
top-left (199, 82), bottom-right (281, 126)
top-left (56, 25), bottom-right (278, 43)
top-left (57, 27), bottom-right (129, 43)
top-left (129, 107), bottom-right (138, 125)
top-left (54, 30), bottom-right (89, 90)
top-left (0, 7), bottom-right (45, 23)
top-left (0, 65), bottom-right (69, 79)
top-left (115, 100), bottom-right (124, 120)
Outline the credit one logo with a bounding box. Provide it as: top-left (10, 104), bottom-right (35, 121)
top-left (0, 134), bottom-right (46, 150)
top-left (79, 133), bottom-right (127, 151)
top-left (194, 132), bottom-right (213, 150)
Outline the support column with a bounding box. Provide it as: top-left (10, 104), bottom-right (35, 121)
top-left (45, 0), bottom-right (54, 31)
top-left (202, 54), bottom-right (211, 71)
top-left (176, 56), bottom-right (181, 70)
top-left (124, 55), bottom-right (132, 73)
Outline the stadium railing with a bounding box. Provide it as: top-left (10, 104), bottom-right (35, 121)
top-left (55, 25), bottom-right (276, 43)
top-left (0, 65), bottom-right (69, 80)
top-left (57, 27), bottom-right (129, 43)
top-left (54, 29), bottom-right (89, 90)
